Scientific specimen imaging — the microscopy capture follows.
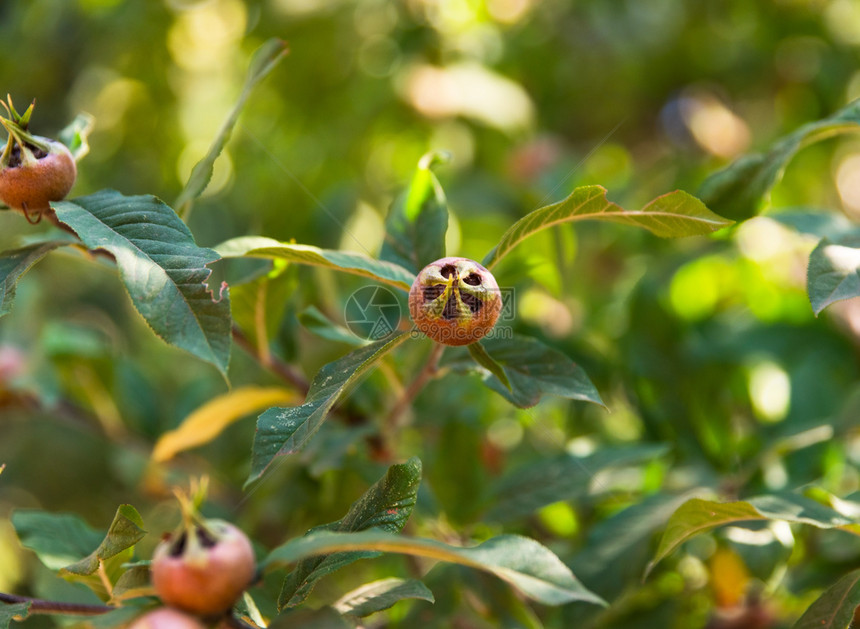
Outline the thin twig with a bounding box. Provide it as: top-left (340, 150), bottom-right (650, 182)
top-left (384, 343), bottom-right (444, 433)
top-left (0, 592), bottom-right (113, 616)
top-left (231, 325), bottom-right (309, 393)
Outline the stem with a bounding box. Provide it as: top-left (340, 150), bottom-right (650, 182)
top-left (0, 592), bottom-right (113, 616)
top-left (96, 560), bottom-right (113, 599)
top-left (384, 342), bottom-right (444, 434)
top-left (231, 325), bottom-right (309, 394)
top-left (224, 614), bottom-right (261, 629)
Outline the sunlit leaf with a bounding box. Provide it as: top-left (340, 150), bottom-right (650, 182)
top-left (699, 99), bottom-right (860, 221)
top-left (482, 186), bottom-right (732, 269)
top-left (647, 494), bottom-right (858, 576)
top-left (58, 113), bottom-right (95, 161)
top-left (0, 241), bottom-right (67, 317)
top-left (152, 386), bottom-right (298, 462)
top-left (279, 457), bottom-right (422, 608)
top-left (217, 236), bottom-right (415, 291)
top-left (791, 569), bottom-right (860, 629)
top-left (175, 38), bottom-right (289, 216)
top-left (62, 505), bottom-right (146, 576)
top-left (264, 530), bottom-right (605, 607)
top-left (380, 151), bottom-right (450, 273)
top-left (0, 602), bottom-right (29, 628)
top-left (333, 578), bottom-right (434, 617)
top-left (53, 191), bottom-right (232, 377)
top-left (444, 334), bottom-right (604, 409)
top-left (247, 332), bottom-right (409, 486)
top-left (807, 233), bottom-right (860, 315)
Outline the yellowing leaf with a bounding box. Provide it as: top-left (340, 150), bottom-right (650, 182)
top-left (709, 547), bottom-right (749, 609)
top-left (153, 386), bottom-right (298, 462)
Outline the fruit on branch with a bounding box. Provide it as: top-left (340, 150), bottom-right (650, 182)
top-left (409, 256), bottom-right (502, 346)
top-left (128, 608), bottom-right (208, 629)
top-left (151, 484), bottom-right (256, 616)
top-left (152, 518), bottom-right (256, 615)
top-left (0, 96), bottom-right (76, 222)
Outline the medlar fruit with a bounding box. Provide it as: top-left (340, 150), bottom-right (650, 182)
top-left (128, 608), bottom-right (208, 629)
top-left (0, 97), bottom-right (76, 221)
top-left (409, 256), bottom-right (502, 346)
top-left (151, 518), bottom-right (256, 616)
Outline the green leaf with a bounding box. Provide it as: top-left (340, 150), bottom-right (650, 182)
top-left (0, 603), bottom-right (30, 629)
top-left (0, 241), bottom-right (66, 317)
top-left (11, 509), bottom-right (103, 570)
top-left (380, 151), bottom-right (450, 272)
top-left (791, 569), bottom-right (860, 629)
top-left (264, 530), bottom-right (605, 607)
top-left (111, 566), bottom-right (153, 602)
top-left (298, 305), bottom-right (364, 345)
top-left (487, 445), bottom-right (670, 521)
top-left (647, 493), bottom-right (858, 577)
top-left (279, 457), bottom-right (422, 609)
top-left (699, 99), bottom-right (860, 221)
top-left (568, 492), bottom-right (696, 625)
top-left (444, 334), bottom-right (604, 409)
top-left (467, 341), bottom-right (511, 391)
top-left (333, 578), bottom-right (434, 617)
top-left (217, 236), bottom-right (415, 291)
top-left (247, 332), bottom-right (409, 486)
top-left (52, 191), bottom-right (232, 377)
top-left (58, 113), bottom-right (95, 161)
top-left (175, 38), bottom-right (288, 216)
top-left (61, 505), bottom-right (146, 576)
top-left (482, 186), bottom-right (732, 270)
top-left (767, 208), bottom-right (854, 240)
top-left (807, 233), bottom-right (860, 315)
top-left (270, 607), bottom-right (354, 629)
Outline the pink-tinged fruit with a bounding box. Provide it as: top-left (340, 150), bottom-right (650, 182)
top-left (151, 519), bottom-right (256, 615)
top-left (128, 608), bottom-right (208, 629)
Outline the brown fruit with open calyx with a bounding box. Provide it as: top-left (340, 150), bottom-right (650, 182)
top-left (409, 256), bottom-right (502, 346)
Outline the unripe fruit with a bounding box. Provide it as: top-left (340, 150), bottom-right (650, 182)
top-left (409, 256), bottom-right (502, 346)
top-left (128, 608), bottom-right (208, 629)
top-left (151, 519), bottom-right (256, 616)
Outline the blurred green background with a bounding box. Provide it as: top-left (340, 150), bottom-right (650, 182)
top-left (3, 0), bottom-right (860, 627)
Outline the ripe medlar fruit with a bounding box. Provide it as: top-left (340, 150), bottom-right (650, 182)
top-left (409, 256), bottom-right (502, 346)
top-left (151, 518), bottom-right (256, 616)
top-left (128, 608), bottom-right (208, 629)
top-left (0, 97), bottom-right (76, 221)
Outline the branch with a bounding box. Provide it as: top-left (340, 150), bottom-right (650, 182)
top-left (0, 592), bottom-right (113, 616)
top-left (231, 325), bottom-right (309, 393)
top-left (384, 342), bottom-right (444, 433)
